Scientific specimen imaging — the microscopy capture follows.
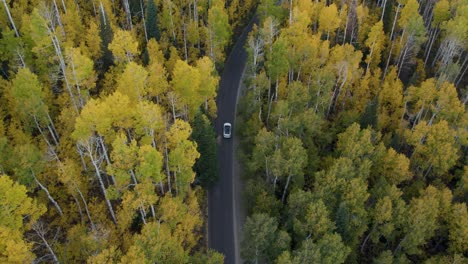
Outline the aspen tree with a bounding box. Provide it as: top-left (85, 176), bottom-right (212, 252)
top-left (0, 175), bottom-right (45, 263)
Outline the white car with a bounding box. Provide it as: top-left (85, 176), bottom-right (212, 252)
top-left (223, 123), bottom-right (232, 138)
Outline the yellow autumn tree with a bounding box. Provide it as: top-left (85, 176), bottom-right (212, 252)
top-left (0, 175), bottom-right (46, 263)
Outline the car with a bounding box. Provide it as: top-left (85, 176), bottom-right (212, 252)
top-left (223, 123), bottom-right (232, 138)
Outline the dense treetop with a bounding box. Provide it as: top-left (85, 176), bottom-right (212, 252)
top-left (239, 0), bottom-right (467, 263)
top-left (0, 0), bottom-right (257, 262)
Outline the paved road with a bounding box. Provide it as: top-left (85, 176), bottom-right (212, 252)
top-left (208, 19), bottom-right (256, 264)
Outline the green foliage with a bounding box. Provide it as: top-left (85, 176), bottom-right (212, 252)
top-left (0, 0), bottom-right (248, 261)
top-left (146, 0), bottom-right (160, 41)
top-left (192, 112), bottom-right (218, 187)
top-left (1, 0), bottom-right (466, 262)
top-left (207, 0), bottom-right (232, 64)
top-left (257, 0), bottom-right (284, 22)
top-left (10, 68), bottom-right (48, 128)
top-left (239, 0), bottom-right (467, 262)
top-left (267, 36), bottom-right (289, 80)
top-left (407, 121), bottom-right (459, 176)
top-left (241, 213), bottom-right (290, 263)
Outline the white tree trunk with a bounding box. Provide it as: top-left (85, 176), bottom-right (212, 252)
top-left (32, 170), bottom-right (64, 216)
top-left (76, 185), bottom-right (96, 230)
top-left (1, 0), bottom-right (19, 37)
top-left (90, 155), bottom-right (117, 224)
top-left (281, 174), bottom-right (292, 204)
top-left (78, 138), bottom-right (117, 224)
top-left (122, 0), bottom-right (133, 29)
top-left (32, 222), bottom-right (60, 263)
top-left (140, 0), bottom-right (148, 43)
top-left (383, 3), bottom-right (401, 81)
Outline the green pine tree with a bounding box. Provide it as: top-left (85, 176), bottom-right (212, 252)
top-left (146, 0), bottom-right (160, 41)
top-left (192, 112), bottom-right (218, 187)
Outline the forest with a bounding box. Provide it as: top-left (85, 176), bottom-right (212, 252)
top-left (0, 0), bottom-right (257, 262)
top-left (239, 0), bottom-right (467, 263)
top-left (0, 0), bottom-right (467, 263)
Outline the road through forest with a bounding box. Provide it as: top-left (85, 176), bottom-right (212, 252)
top-left (208, 18), bottom-right (256, 264)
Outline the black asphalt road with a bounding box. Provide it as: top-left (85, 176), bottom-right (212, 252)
top-left (208, 19), bottom-right (256, 264)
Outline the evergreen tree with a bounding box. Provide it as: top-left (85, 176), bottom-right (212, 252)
top-left (192, 112), bottom-right (218, 187)
top-left (146, 0), bottom-right (160, 41)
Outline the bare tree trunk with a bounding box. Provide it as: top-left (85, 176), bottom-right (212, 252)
top-left (394, 25), bottom-right (407, 66)
top-left (130, 168), bottom-right (150, 224)
top-left (328, 71), bottom-right (347, 116)
top-left (47, 125), bottom-right (59, 147)
top-left (1, 0), bottom-right (19, 37)
top-left (151, 205), bottom-right (156, 218)
top-left (98, 135), bottom-right (116, 185)
top-left (140, 0), bottom-right (148, 43)
top-left (77, 144), bottom-right (88, 171)
top-left (78, 138), bottom-right (117, 224)
top-left (266, 81), bottom-right (275, 126)
top-left (183, 22), bottom-right (188, 61)
top-left (265, 78), bottom-right (272, 124)
top-left (275, 76), bottom-right (279, 101)
top-left (122, 0), bottom-right (133, 30)
top-left (140, 207), bottom-right (147, 224)
top-left (208, 27), bottom-right (214, 63)
top-left (281, 174), bottom-right (292, 204)
top-left (99, 1), bottom-right (106, 22)
top-left (383, 3), bottom-right (401, 81)
top-left (68, 53), bottom-right (86, 109)
top-left (365, 41), bottom-right (376, 74)
top-left (130, 169), bottom-right (138, 185)
top-left (16, 48), bottom-right (25, 67)
top-left (61, 0), bottom-right (68, 13)
top-left (91, 0), bottom-right (97, 17)
top-left (52, 0), bottom-right (65, 35)
top-left (32, 170), bottom-right (64, 216)
top-left (163, 135), bottom-right (172, 195)
top-left (412, 106), bottom-right (424, 129)
top-left (424, 27), bottom-right (439, 68)
top-left (32, 222), bottom-right (60, 264)
top-left (380, 0), bottom-right (387, 21)
top-left (72, 194), bottom-right (84, 222)
top-left (289, 0), bottom-right (293, 25)
top-left (90, 154), bottom-right (117, 224)
top-left (46, 112), bottom-right (60, 142)
top-left (361, 223), bottom-right (377, 253)
top-left (334, 75), bottom-right (348, 112)
top-left (76, 185), bottom-right (96, 230)
top-left (454, 55), bottom-right (468, 86)
top-left (343, 11), bottom-right (349, 45)
top-left (33, 115), bottom-right (53, 149)
top-left (427, 104), bottom-right (439, 127)
top-left (49, 32), bottom-right (79, 113)
top-left (397, 42), bottom-right (410, 78)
